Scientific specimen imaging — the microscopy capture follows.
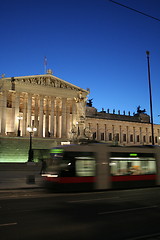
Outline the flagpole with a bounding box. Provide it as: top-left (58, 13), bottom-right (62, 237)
top-left (44, 56), bottom-right (47, 74)
top-left (44, 64), bottom-right (46, 74)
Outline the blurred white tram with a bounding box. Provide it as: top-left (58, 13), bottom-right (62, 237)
top-left (41, 143), bottom-right (160, 191)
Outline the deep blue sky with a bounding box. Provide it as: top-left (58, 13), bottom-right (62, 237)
top-left (1, 0), bottom-right (160, 123)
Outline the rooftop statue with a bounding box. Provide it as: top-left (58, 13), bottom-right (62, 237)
top-left (137, 105), bottom-right (146, 114)
top-left (86, 98), bottom-right (93, 107)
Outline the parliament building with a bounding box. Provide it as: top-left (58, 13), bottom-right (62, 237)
top-left (0, 71), bottom-right (160, 162)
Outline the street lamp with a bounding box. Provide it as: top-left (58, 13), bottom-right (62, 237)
top-left (27, 126), bottom-right (37, 162)
top-left (146, 51), bottom-right (154, 145)
top-left (17, 116), bottom-right (23, 136)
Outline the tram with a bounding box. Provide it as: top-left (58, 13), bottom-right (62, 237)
top-left (41, 143), bottom-right (160, 191)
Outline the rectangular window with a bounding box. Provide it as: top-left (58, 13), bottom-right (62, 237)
top-left (93, 132), bottom-right (96, 140)
top-left (130, 134), bottom-right (133, 142)
top-left (137, 135), bottom-right (140, 142)
top-left (116, 133), bottom-right (119, 141)
top-left (109, 133), bottom-right (112, 141)
top-left (143, 136), bottom-right (146, 143)
top-left (101, 133), bottom-right (104, 141)
top-left (7, 95), bottom-right (12, 108)
top-left (123, 134), bottom-right (126, 142)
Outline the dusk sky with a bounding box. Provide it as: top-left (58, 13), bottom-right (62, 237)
top-left (1, 0), bottom-right (160, 123)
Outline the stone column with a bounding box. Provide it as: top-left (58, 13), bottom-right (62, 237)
top-left (56, 100), bottom-right (60, 138)
top-left (126, 126), bottom-right (129, 144)
top-left (14, 92), bottom-right (20, 135)
top-left (146, 127), bottom-right (149, 144)
top-left (140, 127), bottom-right (142, 144)
top-left (112, 125), bottom-right (114, 142)
top-left (97, 123), bottom-right (99, 141)
top-left (22, 94), bottom-right (27, 136)
top-left (50, 97), bottom-right (55, 137)
top-left (38, 95), bottom-right (44, 137)
top-left (0, 91), bottom-right (7, 135)
top-left (45, 97), bottom-right (49, 137)
top-left (72, 100), bottom-right (77, 127)
top-left (0, 93), bottom-right (2, 133)
top-left (119, 125), bottom-right (122, 144)
top-left (27, 93), bottom-right (32, 128)
top-left (104, 124), bottom-right (107, 141)
top-left (66, 101), bottom-right (70, 138)
top-left (34, 95), bottom-right (39, 137)
top-left (158, 129), bottom-right (160, 145)
top-left (133, 127), bottom-right (136, 144)
top-left (61, 98), bottom-right (67, 138)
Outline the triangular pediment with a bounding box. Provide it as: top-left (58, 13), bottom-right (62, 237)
top-left (6, 74), bottom-right (88, 94)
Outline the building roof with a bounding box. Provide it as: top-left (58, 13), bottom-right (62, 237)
top-left (86, 106), bottom-right (150, 123)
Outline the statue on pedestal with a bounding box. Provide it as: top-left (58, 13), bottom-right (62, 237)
top-left (72, 91), bottom-right (89, 141)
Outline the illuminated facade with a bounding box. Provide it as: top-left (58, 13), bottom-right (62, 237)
top-left (0, 72), bottom-right (160, 163)
top-left (0, 71), bottom-right (89, 139)
top-left (86, 106), bottom-right (160, 145)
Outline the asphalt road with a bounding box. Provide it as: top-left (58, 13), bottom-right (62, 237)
top-left (1, 187), bottom-right (160, 240)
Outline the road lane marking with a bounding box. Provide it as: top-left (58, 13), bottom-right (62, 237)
top-left (98, 205), bottom-right (158, 215)
top-left (68, 196), bottom-right (119, 203)
top-left (126, 232), bottom-right (160, 240)
top-left (0, 222), bottom-right (17, 227)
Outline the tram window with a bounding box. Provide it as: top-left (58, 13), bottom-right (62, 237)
top-left (110, 160), bottom-right (156, 176)
top-left (46, 158), bottom-right (60, 173)
top-left (61, 152), bottom-right (95, 177)
top-left (75, 158), bottom-right (96, 177)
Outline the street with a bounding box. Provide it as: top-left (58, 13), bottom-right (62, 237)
top-left (1, 187), bottom-right (160, 240)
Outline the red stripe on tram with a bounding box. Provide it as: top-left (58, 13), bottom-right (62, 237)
top-left (60, 177), bottom-right (96, 183)
top-left (111, 174), bottom-right (156, 182)
top-left (45, 176), bottom-right (96, 183)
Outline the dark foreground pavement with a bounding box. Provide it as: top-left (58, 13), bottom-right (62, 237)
top-left (1, 187), bottom-right (160, 240)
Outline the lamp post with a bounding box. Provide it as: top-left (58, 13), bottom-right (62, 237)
top-left (146, 51), bottom-right (154, 145)
top-left (17, 116), bottom-right (23, 136)
top-left (27, 126), bottom-right (37, 162)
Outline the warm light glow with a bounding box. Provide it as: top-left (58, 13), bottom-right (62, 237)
top-left (27, 126), bottom-right (37, 132)
top-left (27, 127), bottom-right (32, 132)
top-left (41, 174), bottom-right (58, 177)
top-left (17, 116), bottom-right (23, 120)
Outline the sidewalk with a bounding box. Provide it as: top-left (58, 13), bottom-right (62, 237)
top-left (0, 188), bottom-right (45, 200)
top-left (0, 176), bottom-right (43, 190)
top-left (0, 162), bottom-right (43, 190)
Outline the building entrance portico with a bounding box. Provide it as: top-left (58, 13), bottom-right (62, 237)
top-left (0, 72), bottom-right (89, 140)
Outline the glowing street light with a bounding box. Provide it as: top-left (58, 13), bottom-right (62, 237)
top-left (27, 126), bottom-right (37, 162)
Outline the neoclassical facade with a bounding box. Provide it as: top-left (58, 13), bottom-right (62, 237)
top-left (85, 106), bottom-right (160, 146)
top-left (1, 71), bottom-right (160, 147)
top-left (0, 71), bottom-right (89, 140)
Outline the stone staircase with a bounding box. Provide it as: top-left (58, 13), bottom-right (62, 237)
top-left (0, 136), bottom-right (58, 163)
